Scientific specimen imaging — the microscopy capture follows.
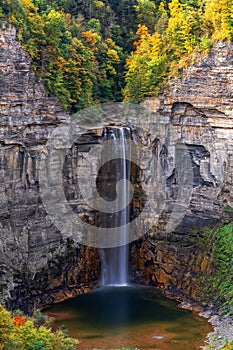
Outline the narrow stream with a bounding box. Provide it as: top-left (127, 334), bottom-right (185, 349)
top-left (45, 286), bottom-right (212, 350)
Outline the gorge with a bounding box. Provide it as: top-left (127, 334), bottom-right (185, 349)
top-left (0, 21), bottom-right (233, 347)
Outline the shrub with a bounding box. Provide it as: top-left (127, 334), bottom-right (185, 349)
top-left (200, 224), bottom-right (233, 316)
top-left (0, 304), bottom-right (78, 350)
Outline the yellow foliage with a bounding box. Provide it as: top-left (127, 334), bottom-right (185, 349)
top-left (0, 305), bottom-right (78, 350)
top-left (167, 0), bottom-right (198, 55)
top-left (81, 30), bottom-right (101, 50)
top-left (204, 0), bottom-right (233, 41)
top-left (20, 0), bottom-right (37, 12)
top-left (0, 305), bottom-right (14, 348)
top-left (136, 24), bottom-right (149, 42)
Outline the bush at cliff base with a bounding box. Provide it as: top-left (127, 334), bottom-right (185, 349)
top-left (200, 223), bottom-right (233, 316)
top-left (0, 304), bottom-right (78, 349)
top-left (222, 342), bottom-right (233, 350)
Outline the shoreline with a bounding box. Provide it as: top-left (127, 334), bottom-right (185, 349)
top-left (9, 283), bottom-right (232, 349)
top-left (178, 302), bottom-right (233, 349)
top-left (200, 312), bottom-right (233, 350)
top-left (162, 289), bottom-right (233, 349)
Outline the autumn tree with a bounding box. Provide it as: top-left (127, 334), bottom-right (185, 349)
top-left (124, 24), bottom-right (167, 101)
top-left (1, 0), bottom-right (233, 109)
top-left (135, 0), bottom-right (157, 32)
top-left (203, 0), bottom-right (233, 41)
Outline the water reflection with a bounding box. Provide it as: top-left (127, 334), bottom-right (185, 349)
top-left (45, 286), bottom-right (212, 350)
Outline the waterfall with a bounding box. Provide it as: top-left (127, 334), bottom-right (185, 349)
top-left (100, 127), bottom-right (131, 286)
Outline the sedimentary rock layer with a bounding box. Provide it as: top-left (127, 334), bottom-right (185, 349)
top-left (130, 41), bottom-right (233, 299)
top-left (1, 22), bottom-right (233, 309)
top-left (0, 24), bottom-right (99, 312)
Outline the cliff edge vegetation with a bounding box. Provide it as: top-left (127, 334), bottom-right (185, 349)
top-left (124, 0), bottom-right (233, 101)
top-left (0, 0), bottom-right (232, 110)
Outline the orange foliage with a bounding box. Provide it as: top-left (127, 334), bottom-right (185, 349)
top-left (13, 315), bottom-right (26, 326)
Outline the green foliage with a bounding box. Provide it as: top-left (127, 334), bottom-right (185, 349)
top-left (0, 305), bottom-right (14, 348)
top-left (204, 338), bottom-right (233, 349)
top-left (224, 205), bottom-right (233, 211)
top-left (124, 25), bottom-right (167, 101)
top-left (200, 224), bottom-right (233, 316)
top-left (0, 0), bottom-right (233, 109)
top-left (134, 0), bottom-right (157, 32)
top-left (222, 341), bottom-right (233, 350)
top-left (31, 309), bottom-right (52, 328)
top-left (0, 0), bottom-right (128, 110)
top-left (0, 304), bottom-right (78, 350)
top-left (124, 0), bottom-right (233, 102)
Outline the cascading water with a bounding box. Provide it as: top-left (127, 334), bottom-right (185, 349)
top-left (100, 127), bottom-right (131, 286)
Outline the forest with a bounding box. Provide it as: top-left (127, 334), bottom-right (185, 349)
top-left (0, 0), bottom-right (232, 111)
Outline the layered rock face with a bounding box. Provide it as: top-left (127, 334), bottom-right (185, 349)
top-left (0, 24), bottom-right (99, 312)
top-left (1, 22), bottom-right (233, 311)
top-left (130, 42), bottom-right (233, 301)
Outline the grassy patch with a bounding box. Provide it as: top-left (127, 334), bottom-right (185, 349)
top-left (199, 224), bottom-right (233, 317)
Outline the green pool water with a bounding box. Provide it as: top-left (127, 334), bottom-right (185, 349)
top-left (45, 286), bottom-right (212, 350)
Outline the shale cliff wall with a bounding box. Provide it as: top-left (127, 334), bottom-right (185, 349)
top-left (0, 24), bottom-right (99, 312)
top-left (1, 22), bottom-right (233, 310)
top-left (130, 42), bottom-right (233, 301)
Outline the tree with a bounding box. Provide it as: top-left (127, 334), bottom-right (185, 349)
top-left (124, 24), bottom-right (167, 101)
top-left (155, 1), bottom-right (168, 34)
top-left (203, 0), bottom-right (233, 41)
top-left (166, 0), bottom-right (199, 56)
top-left (135, 0), bottom-right (157, 32)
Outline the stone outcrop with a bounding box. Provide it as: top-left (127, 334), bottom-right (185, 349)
top-left (129, 41), bottom-right (233, 301)
top-left (0, 23), bottom-right (99, 313)
top-left (1, 21), bottom-right (233, 311)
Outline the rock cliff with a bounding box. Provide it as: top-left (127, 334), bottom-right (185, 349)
top-left (0, 22), bottom-right (233, 310)
top-left (130, 41), bottom-right (233, 301)
top-left (0, 23), bottom-right (99, 312)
